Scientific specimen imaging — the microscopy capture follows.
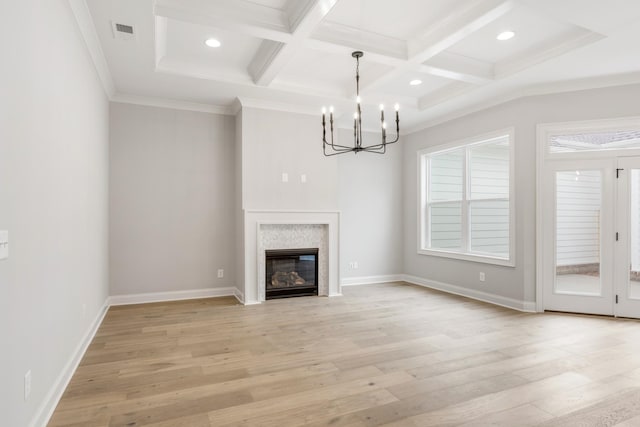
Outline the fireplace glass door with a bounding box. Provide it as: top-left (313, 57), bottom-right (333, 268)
top-left (265, 248), bottom-right (319, 299)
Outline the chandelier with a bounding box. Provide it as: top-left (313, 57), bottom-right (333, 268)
top-left (322, 51), bottom-right (400, 156)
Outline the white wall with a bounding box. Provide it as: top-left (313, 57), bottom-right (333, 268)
top-left (0, 1), bottom-right (109, 425)
top-left (240, 107), bottom-right (339, 211)
top-left (404, 83), bottom-right (640, 305)
top-left (338, 130), bottom-right (403, 280)
top-left (109, 103), bottom-right (236, 296)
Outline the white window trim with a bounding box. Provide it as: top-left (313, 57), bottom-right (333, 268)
top-left (417, 127), bottom-right (516, 267)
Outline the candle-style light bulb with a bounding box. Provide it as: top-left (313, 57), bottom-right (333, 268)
top-left (329, 106), bottom-right (334, 113)
top-left (382, 122), bottom-right (387, 129)
top-left (394, 103), bottom-right (400, 111)
top-left (356, 96), bottom-right (361, 104)
top-left (322, 107), bottom-right (326, 114)
top-left (379, 104), bottom-right (385, 111)
top-left (354, 112), bottom-right (358, 119)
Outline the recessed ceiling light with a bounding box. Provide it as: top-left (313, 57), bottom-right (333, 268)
top-left (409, 79), bottom-right (422, 86)
top-left (205, 38), bottom-right (221, 48)
top-left (496, 31), bottom-right (515, 41)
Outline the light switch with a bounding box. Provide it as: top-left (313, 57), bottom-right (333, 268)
top-left (281, 172), bottom-right (289, 183)
top-left (0, 230), bottom-right (8, 260)
top-left (300, 174), bottom-right (307, 183)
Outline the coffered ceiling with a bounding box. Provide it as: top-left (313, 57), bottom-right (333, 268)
top-left (82, 0), bottom-right (640, 131)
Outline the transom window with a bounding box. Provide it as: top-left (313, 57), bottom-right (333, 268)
top-left (419, 129), bottom-right (515, 266)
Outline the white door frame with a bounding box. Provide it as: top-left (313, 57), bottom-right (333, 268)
top-left (536, 117), bottom-right (640, 314)
top-left (614, 157), bottom-right (640, 318)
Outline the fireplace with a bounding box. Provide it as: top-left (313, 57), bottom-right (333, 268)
top-left (265, 248), bottom-right (319, 299)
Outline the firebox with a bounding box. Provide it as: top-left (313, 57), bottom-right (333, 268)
top-left (265, 248), bottom-right (319, 299)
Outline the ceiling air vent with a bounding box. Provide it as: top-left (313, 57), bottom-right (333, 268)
top-left (111, 22), bottom-right (136, 41)
top-left (115, 23), bottom-right (133, 34)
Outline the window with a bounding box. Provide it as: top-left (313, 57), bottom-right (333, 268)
top-left (419, 129), bottom-right (514, 266)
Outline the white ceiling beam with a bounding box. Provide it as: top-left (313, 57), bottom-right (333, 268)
top-left (312, 21), bottom-right (408, 60)
top-left (360, 0), bottom-right (514, 93)
top-left (307, 25), bottom-right (494, 88)
top-left (417, 81), bottom-right (474, 111)
top-left (154, 0), bottom-right (492, 91)
top-left (307, 36), bottom-right (487, 86)
top-left (408, 0), bottom-right (515, 63)
top-left (154, 0), bottom-right (292, 43)
top-left (422, 51), bottom-right (494, 84)
top-left (157, 57), bottom-right (256, 87)
top-left (415, 26), bottom-right (606, 113)
top-left (248, 0), bottom-right (339, 86)
top-left (494, 28), bottom-right (606, 79)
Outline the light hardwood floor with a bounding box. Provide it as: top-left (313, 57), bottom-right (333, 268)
top-left (49, 282), bottom-right (640, 426)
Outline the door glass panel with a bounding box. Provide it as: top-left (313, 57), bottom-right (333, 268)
top-left (629, 169), bottom-right (640, 299)
top-left (555, 170), bottom-right (602, 295)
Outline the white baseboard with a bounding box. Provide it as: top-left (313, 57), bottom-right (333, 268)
top-left (233, 287), bottom-right (245, 304)
top-left (340, 274), bottom-right (404, 286)
top-left (108, 287), bottom-right (238, 306)
top-left (30, 299), bottom-right (110, 427)
top-left (402, 274), bottom-right (536, 313)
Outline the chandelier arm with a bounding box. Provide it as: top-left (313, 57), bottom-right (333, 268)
top-left (359, 134), bottom-right (398, 150)
top-left (324, 140), bottom-right (357, 150)
top-left (324, 146), bottom-right (358, 156)
top-left (323, 136), bottom-right (357, 151)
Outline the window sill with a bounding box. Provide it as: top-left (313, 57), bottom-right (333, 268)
top-left (417, 248), bottom-right (515, 267)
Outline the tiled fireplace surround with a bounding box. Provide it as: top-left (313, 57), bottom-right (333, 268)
top-left (242, 210), bottom-right (341, 304)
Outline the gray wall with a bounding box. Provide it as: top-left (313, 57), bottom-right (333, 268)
top-left (338, 130), bottom-right (403, 279)
top-left (240, 107), bottom-right (339, 211)
top-left (404, 83), bottom-right (640, 304)
top-left (109, 103), bottom-right (236, 295)
top-left (0, 1), bottom-right (110, 425)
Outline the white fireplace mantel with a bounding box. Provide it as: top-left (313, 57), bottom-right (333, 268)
top-left (242, 210), bottom-right (341, 305)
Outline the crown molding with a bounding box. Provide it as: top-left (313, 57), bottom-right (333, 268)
top-left (67, 0), bottom-right (115, 98)
top-left (236, 96), bottom-right (320, 116)
top-left (111, 93), bottom-right (233, 115)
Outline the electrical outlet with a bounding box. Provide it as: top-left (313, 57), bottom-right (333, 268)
top-left (479, 272), bottom-right (485, 282)
top-left (349, 261), bottom-right (359, 269)
top-left (24, 370), bottom-right (31, 401)
top-left (281, 172), bottom-right (288, 183)
top-left (217, 269), bottom-right (224, 278)
top-left (300, 174), bottom-right (307, 183)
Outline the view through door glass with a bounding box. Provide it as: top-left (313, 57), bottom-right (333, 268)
top-left (555, 170), bottom-right (602, 296)
top-left (628, 169), bottom-right (640, 300)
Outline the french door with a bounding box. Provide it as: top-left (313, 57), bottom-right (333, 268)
top-left (614, 157), bottom-right (640, 318)
top-left (543, 157), bottom-right (640, 318)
